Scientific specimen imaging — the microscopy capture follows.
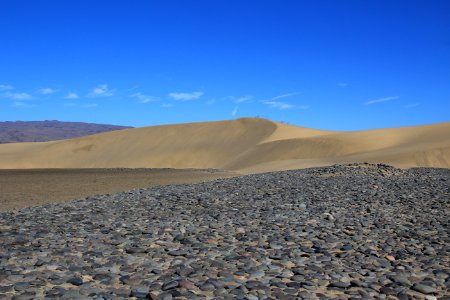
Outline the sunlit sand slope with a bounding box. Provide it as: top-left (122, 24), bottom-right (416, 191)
top-left (0, 118), bottom-right (277, 169)
top-left (0, 118), bottom-right (448, 173)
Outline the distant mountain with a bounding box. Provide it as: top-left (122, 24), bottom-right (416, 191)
top-left (0, 120), bottom-right (132, 143)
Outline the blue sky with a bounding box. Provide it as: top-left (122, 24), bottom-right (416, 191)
top-left (0, 0), bottom-right (449, 130)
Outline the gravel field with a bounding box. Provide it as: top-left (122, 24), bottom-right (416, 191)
top-left (0, 163), bottom-right (449, 299)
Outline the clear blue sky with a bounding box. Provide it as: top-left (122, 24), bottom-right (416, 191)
top-left (1, 0), bottom-right (449, 130)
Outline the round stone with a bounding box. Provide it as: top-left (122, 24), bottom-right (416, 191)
top-left (67, 276), bottom-right (83, 286)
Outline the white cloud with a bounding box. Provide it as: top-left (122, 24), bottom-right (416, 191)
top-left (231, 106), bottom-right (239, 116)
top-left (37, 88), bottom-right (57, 95)
top-left (365, 96), bottom-right (399, 105)
top-left (338, 82), bottom-right (348, 87)
top-left (162, 103), bottom-right (174, 108)
top-left (272, 92), bottom-right (301, 100)
top-left (128, 85), bottom-right (140, 91)
top-left (168, 91), bottom-right (203, 101)
top-left (65, 92), bottom-right (79, 99)
top-left (261, 92), bottom-right (309, 110)
top-left (131, 92), bottom-right (158, 103)
top-left (2, 92), bottom-right (32, 100)
top-left (84, 103), bottom-right (98, 108)
top-left (228, 95), bottom-right (253, 103)
top-left (263, 101), bottom-right (295, 110)
top-left (12, 101), bottom-right (36, 108)
top-left (405, 102), bottom-right (420, 108)
top-left (88, 84), bottom-right (114, 97)
top-left (65, 102), bottom-right (97, 108)
top-left (236, 96), bottom-right (253, 103)
top-left (0, 84), bottom-right (14, 91)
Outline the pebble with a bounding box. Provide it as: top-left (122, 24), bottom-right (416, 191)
top-left (130, 286), bottom-right (149, 298)
top-left (389, 274), bottom-right (412, 286)
top-left (412, 283), bottom-right (438, 294)
top-left (0, 163), bottom-right (448, 299)
top-left (67, 276), bottom-right (83, 286)
top-left (199, 283), bottom-right (216, 291)
top-left (161, 280), bottom-right (179, 291)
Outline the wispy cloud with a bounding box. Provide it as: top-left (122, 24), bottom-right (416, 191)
top-left (131, 92), bottom-right (158, 103)
top-left (168, 91), bottom-right (203, 101)
top-left (272, 92), bottom-right (301, 100)
top-left (64, 102), bottom-right (98, 108)
top-left (263, 101), bottom-right (295, 110)
top-left (262, 92), bottom-right (308, 110)
top-left (231, 106), bottom-right (239, 116)
top-left (0, 84), bottom-right (14, 91)
top-left (84, 103), bottom-right (98, 108)
top-left (162, 103), bottom-right (174, 108)
top-left (127, 85), bottom-right (140, 91)
top-left (2, 92), bottom-right (32, 100)
top-left (88, 84), bottom-right (114, 97)
top-left (405, 102), bottom-right (420, 108)
top-left (206, 99), bottom-right (216, 105)
top-left (65, 92), bottom-right (79, 99)
top-left (12, 101), bottom-right (36, 108)
top-left (365, 96), bottom-right (399, 105)
top-left (228, 95), bottom-right (253, 103)
top-left (338, 82), bottom-right (348, 87)
top-left (37, 88), bottom-right (57, 95)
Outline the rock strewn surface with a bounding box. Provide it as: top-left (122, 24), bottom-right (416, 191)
top-left (0, 163), bottom-right (449, 299)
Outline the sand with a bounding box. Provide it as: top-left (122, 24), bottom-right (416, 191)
top-left (0, 117), bottom-right (449, 211)
top-left (0, 168), bottom-right (235, 211)
top-left (0, 118), bottom-right (448, 173)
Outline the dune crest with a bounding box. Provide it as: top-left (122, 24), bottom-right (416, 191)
top-left (0, 118), bottom-right (449, 173)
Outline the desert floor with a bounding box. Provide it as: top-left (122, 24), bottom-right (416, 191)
top-left (1, 164), bottom-right (448, 299)
top-left (0, 168), bottom-right (235, 211)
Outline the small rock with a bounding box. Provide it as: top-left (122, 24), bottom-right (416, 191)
top-left (179, 279), bottom-right (195, 289)
top-left (386, 255), bottom-right (396, 262)
top-left (131, 286), bottom-right (149, 298)
top-left (329, 281), bottom-right (351, 288)
top-left (412, 283), bottom-right (437, 294)
top-left (389, 274), bottom-right (411, 286)
top-left (162, 280), bottom-right (179, 291)
top-left (200, 283), bottom-right (216, 291)
top-left (67, 276), bottom-right (83, 286)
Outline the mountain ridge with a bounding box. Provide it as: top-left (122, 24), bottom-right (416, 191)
top-left (0, 120), bottom-right (132, 143)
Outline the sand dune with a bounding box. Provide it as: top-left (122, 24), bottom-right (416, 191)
top-left (0, 118), bottom-right (449, 173)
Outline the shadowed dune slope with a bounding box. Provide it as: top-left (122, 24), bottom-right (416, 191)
top-left (0, 118), bottom-right (278, 169)
top-left (0, 118), bottom-right (449, 173)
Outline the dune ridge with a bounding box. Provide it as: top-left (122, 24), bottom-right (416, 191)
top-left (0, 118), bottom-right (449, 173)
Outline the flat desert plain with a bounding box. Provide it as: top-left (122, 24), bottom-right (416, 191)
top-left (0, 168), bottom-right (234, 211)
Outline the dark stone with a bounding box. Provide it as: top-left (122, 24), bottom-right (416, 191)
top-left (130, 286), bottom-right (149, 298)
top-left (162, 280), bottom-right (179, 291)
top-left (67, 276), bottom-right (83, 286)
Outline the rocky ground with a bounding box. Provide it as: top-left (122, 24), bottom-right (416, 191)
top-left (0, 163), bottom-right (449, 299)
